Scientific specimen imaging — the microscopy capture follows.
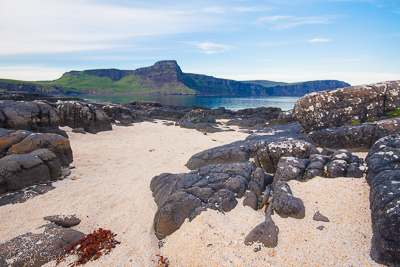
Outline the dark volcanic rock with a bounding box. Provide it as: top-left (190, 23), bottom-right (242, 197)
top-left (101, 104), bottom-right (138, 125)
top-left (153, 191), bottom-right (202, 239)
top-left (273, 181), bottom-right (305, 219)
top-left (0, 224), bottom-right (84, 267)
top-left (366, 134), bottom-right (400, 266)
top-left (294, 80), bottom-right (400, 133)
top-left (150, 163), bottom-right (266, 238)
top-left (0, 154), bottom-right (51, 194)
top-left (186, 122), bottom-right (314, 170)
top-left (43, 214), bottom-right (81, 228)
top-left (55, 101), bottom-right (112, 134)
top-left (0, 100), bottom-right (60, 132)
top-left (309, 117), bottom-right (400, 150)
top-left (244, 219), bottom-right (279, 247)
top-left (209, 189), bottom-right (238, 212)
top-left (257, 140), bottom-right (318, 173)
top-left (313, 211), bottom-right (330, 222)
top-left (243, 191), bottom-right (258, 210)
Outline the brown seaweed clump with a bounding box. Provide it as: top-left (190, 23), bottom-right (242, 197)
top-left (56, 228), bottom-right (120, 266)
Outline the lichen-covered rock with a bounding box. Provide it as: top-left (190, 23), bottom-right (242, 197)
top-left (273, 181), bottom-right (305, 219)
top-left (0, 224), bottom-right (84, 267)
top-left (294, 80), bottom-right (400, 133)
top-left (56, 101), bottom-right (112, 134)
top-left (150, 163), bottom-right (268, 238)
top-left (6, 133), bottom-right (72, 166)
top-left (366, 134), bottom-right (400, 266)
top-left (0, 128), bottom-right (32, 157)
top-left (257, 140), bottom-right (318, 173)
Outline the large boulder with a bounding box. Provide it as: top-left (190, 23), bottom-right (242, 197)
top-left (55, 101), bottom-right (112, 134)
top-left (0, 149), bottom-right (61, 194)
top-left (294, 80), bottom-right (400, 133)
top-left (101, 104), bottom-right (138, 125)
top-left (366, 134), bottom-right (400, 266)
top-left (6, 133), bottom-right (73, 166)
top-left (0, 224), bottom-right (84, 267)
top-left (150, 163), bottom-right (267, 238)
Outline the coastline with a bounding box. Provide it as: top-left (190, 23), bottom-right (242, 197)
top-left (0, 121), bottom-right (382, 266)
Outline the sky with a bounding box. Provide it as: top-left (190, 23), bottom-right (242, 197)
top-left (0, 0), bottom-right (399, 86)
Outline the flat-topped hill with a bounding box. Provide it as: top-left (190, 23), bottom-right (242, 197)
top-left (0, 60), bottom-right (350, 96)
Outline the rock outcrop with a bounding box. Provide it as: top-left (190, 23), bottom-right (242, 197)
top-left (366, 134), bottom-right (400, 266)
top-left (0, 100), bottom-right (60, 132)
top-left (0, 224), bottom-right (84, 267)
top-left (55, 101), bottom-right (112, 134)
top-left (150, 163), bottom-right (268, 238)
top-left (186, 122), bottom-right (314, 170)
top-left (294, 80), bottom-right (400, 133)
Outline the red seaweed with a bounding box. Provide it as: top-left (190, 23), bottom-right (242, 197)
top-left (56, 228), bottom-right (120, 266)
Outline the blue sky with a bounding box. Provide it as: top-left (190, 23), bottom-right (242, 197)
top-left (0, 0), bottom-right (399, 85)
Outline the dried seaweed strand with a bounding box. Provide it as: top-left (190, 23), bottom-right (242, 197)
top-left (56, 228), bottom-right (120, 266)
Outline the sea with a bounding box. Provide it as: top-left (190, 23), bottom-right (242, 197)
top-left (77, 95), bottom-right (299, 111)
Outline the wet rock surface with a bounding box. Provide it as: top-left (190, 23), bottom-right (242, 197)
top-left (366, 134), bottom-right (400, 266)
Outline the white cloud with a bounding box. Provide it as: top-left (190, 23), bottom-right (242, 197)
top-left (188, 42), bottom-right (236, 54)
top-left (0, 65), bottom-right (68, 81)
top-left (203, 7), bottom-right (225, 13)
top-left (309, 38), bottom-right (332, 42)
top-left (256, 15), bottom-right (337, 30)
top-left (0, 0), bottom-right (215, 56)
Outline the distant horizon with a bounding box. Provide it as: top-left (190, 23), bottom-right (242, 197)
top-left (1, 0), bottom-right (399, 86)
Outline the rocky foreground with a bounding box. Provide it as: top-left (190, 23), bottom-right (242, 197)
top-left (0, 80), bottom-right (399, 267)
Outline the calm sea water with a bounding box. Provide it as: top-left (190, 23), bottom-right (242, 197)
top-left (77, 95), bottom-right (299, 111)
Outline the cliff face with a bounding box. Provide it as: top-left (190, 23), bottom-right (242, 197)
top-left (182, 73), bottom-right (273, 96)
top-left (0, 61), bottom-right (352, 96)
top-left (271, 80), bottom-right (351, 96)
top-left (0, 81), bottom-right (60, 94)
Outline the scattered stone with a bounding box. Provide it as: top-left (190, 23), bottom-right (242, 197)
top-left (244, 219), bottom-right (279, 248)
top-left (72, 128), bottom-right (86, 134)
top-left (317, 226), bottom-right (326, 231)
top-left (43, 214), bottom-right (81, 228)
top-left (243, 191), bottom-right (258, 210)
top-left (313, 211), bottom-right (330, 222)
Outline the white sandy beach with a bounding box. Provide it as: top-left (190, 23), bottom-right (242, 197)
top-left (0, 121), bottom-right (382, 266)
